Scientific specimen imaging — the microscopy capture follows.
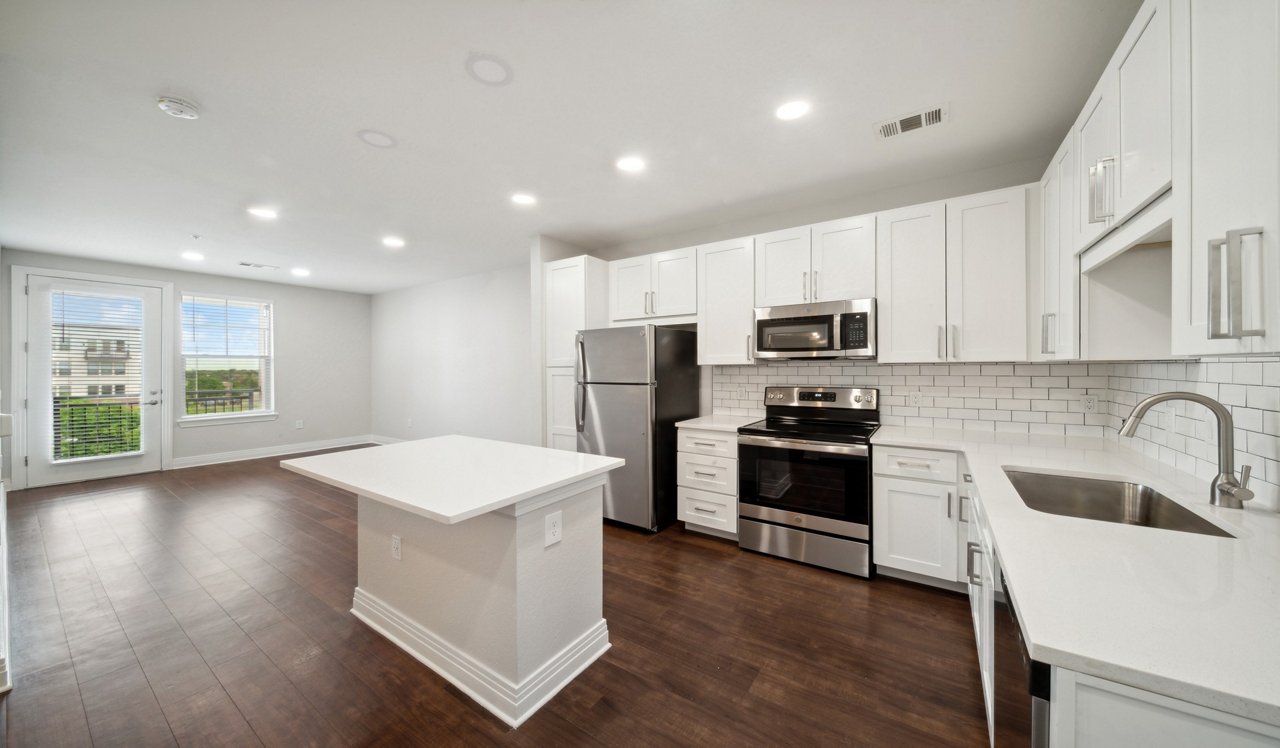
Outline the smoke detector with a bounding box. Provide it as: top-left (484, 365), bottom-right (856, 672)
top-left (157, 96), bottom-right (200, 120)
top-left (875, 104), bottom-right (949, 139)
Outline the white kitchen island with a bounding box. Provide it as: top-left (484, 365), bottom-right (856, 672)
top-left (280, 435), bottom-right (624, 728)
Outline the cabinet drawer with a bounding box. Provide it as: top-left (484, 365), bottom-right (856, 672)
top-left (678, 486), bottom-right (736, 534)
top-left (676, 453), bottom-right (737, 495)
top-left (873, 446), bottom-right (958, 482)
top-left (677, 428), bottom-right (737, 459)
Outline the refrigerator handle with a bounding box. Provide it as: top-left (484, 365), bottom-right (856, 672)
top-left (575, 333), bottom-right (586, 383)
top-left (575, 383), bottom-right (585, 432)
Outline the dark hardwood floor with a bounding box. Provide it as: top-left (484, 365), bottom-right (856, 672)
top-left (3, 448), bottom-right (1029, 746)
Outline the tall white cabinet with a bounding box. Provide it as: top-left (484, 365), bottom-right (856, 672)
top-left (697, 237), bottom-right (755, 365)
top-left (1171, 0), bottom-right (1280, 355)
top-left (542, 255), bottom-right (607, 450)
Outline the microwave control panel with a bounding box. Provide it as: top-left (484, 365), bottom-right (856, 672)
top-left (842, 312), bottom-right (870, 350)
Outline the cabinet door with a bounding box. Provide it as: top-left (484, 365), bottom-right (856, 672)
top-left (1115, 0), bottom-right (1172, 222)
top-left (544, 257), bottom-right (586, 367)
top-left (1172, 0), bottom-right (1279, 355)
top-left (872, 476), bottom-right (958, 580)
top-left (650, 247), bottom-right (697, 316)
top-left (609, 256), bottom-right (652, 321)
top-left (1039, 158), bottom-right (1061, 360)
top-left (754, 226), bottom-right (812, 307)
top-left (946, 187), bottom-right (1028, 362)
top-left (697, 238), bottom-right (755, 365)
top-left (811, 215), bottom-right (875, 301)
top-left (545, 367), bottom-right (579, 451)
top-left (875, 202), bottom-right (947, 363)
top-left (1053, 135), bottom-right (1081, 359)
top-left (1075, 75), bottom-right (1120, 252)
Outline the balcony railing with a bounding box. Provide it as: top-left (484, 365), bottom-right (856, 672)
top-left (52, 396), bottom-right (141, 459)
top-left (185, 388), bottom-right (259, 415)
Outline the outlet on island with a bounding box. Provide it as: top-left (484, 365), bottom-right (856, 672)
top-left (391, 534), bottom-right (401, 560)
top-left (544, 510), bottom-right (562, 547)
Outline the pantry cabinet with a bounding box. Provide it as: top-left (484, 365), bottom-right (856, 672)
top-left (1171, 0), bottom-right (1280, 355)
top-left (543, 255), bottom-right (608, 367)
top-left (754, 215), bottom-right (875, 307)
top-left (609, 247), bottom-right (697, 321)
top-left (697, 236), bottom-right (755, 365)
top-left (1073, 0), bottom-right (1173, 254)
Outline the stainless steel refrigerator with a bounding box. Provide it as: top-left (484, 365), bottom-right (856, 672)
top-left (575, 325), bottom-right (699, 531)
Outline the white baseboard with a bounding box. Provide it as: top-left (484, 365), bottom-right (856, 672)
top-left (169, 434), bottom-right (384, 469)
top-left (351, 587), bottom-right (610, 728)
top-left (365, 434), bottom-right (404, 444)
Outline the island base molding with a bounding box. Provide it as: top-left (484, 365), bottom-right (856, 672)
top-left (352, 588), bottom-right (610, 728)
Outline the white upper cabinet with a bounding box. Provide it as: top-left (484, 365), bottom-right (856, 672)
top-left (544, 255), bottom-right (608, 367)
top-left (608, 247), bottom-right (696, 321)
top-left (1040, 135), bottom-right (1080, 360)
top-left (697, 237), bottom-right (755, 365)
top-left (810, 215), bottom-right (876, 302)
top-left (947, 187), bottom-right (1029, 362)
top-left (754, 226), bottom-right (812, 306)
top-left (876, 202), bottom-right (948, 363)
top-left (1171, 0), bottom-right (1280, 355)
top-left (754, 218), bottom-right (876, 306)
top-left (1074, 0), bottom-right (1173, 254)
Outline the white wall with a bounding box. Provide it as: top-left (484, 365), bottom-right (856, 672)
top-left (371, 262), bottom-right (539, 445)
top-left (1, 249), bottom-right (373, 478)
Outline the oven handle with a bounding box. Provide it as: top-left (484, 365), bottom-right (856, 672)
top-left (737, 434), bottom-right (868, 457)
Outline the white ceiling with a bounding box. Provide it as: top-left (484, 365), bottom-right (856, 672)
top-left (0, 0), bottom-right (1141, 294)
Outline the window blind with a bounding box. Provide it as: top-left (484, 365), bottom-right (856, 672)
top-left (50, 290), bottom-right (144, 460)
top-left (181, 295), bottom-right (273, 417)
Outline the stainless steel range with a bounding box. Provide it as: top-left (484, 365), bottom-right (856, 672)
top-left (737, 386), bottom-right (879, 577)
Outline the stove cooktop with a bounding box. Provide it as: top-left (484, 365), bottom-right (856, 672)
top-left (738, 418), bottom-right (879, 446)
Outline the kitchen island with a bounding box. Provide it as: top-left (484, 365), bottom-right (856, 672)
top-left (281, 435), bottom-right (624, 728)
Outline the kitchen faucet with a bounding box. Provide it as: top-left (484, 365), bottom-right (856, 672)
top-left (1118, 392), bottom-right (1254, 508)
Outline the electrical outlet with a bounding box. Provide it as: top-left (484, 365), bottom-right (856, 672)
top-left (909, 391), bottom-right (924, 407)
top-left (391, 535), bottom-right (401, 560)
top-left (294, 419), bottom-right (304, 429)
top-left (1081, 395), bottom-right (1098, 413)
top-left (545, 510), bottom-right (563, 547)
top-left (738, 387), bottom-right (748, 401)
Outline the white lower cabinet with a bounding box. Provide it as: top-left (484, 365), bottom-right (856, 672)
top-left (1049, 668), bottom-right (1280, 747)
top-left (545, 367), bottom-right (578, 451)
top-left (872, 446), bottom-right (960, 580)
top-left (676, 427), bottom-right (738, 535)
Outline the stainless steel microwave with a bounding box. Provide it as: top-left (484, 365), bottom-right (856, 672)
top-left (753, 298), bottom-right (876, 359)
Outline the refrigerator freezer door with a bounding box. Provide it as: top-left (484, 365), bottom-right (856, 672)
top-left (577, 326), bottom-right (653, 384)
top-left (578, 383), bottom-right (654, 529)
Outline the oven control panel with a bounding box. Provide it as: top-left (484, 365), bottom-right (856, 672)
top-left (763, 386), bottom-right (877, 409)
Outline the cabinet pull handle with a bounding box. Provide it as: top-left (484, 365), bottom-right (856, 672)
top-left (946, 491), bottom-right (952, 519)
top-left (1046, 313), bottom-right (1056, 355)
top-left (693, 441), bottom-right (717, 447)
top-left (802, 271), bottom-right (808, 301)
top-left (693, 506), bottom-right (717, 514)
top-left (693, 470), bottom-right (717, 478)
top-left (747, 334), bottom-right (753, 360)
top-left (895, 459), bottom-right (932, 470)
top-left (950, 324), bottom-right (958, 360)
top-left (1097, 157), bottom-right (1115, 220)
top-left (1208, 228), bottom-right (1266, 340)
top-left (650, 289), bottom-right (657, 314)
top-left (1087, 163), bottom-right (1100, 224)
top-left (1040, 313), bottom-right (1049, 356)
top-left (966, 542), bottom-right (982, 586)
top-left (813, 270), bottom-right (819, 300)
top-left (959, 495), bottom-right (970, 523)
top-left (937, 325), bottom-right (945, 360)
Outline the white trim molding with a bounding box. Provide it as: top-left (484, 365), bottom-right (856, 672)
top-left (169, 435), bottom-right (382, 469)
top-left (351, 587), bottom-right (610, 729)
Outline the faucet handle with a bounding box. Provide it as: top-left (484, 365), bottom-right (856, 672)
top-left (1239, 464), bottom-right (1252, 489)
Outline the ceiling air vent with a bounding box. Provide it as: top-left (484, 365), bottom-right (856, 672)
top-left (876, 104), bottom-right (950, 140)
top-left (238, 261), bottom-right (280, 270)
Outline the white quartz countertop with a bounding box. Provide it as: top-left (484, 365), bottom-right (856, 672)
top-left (281, 435), bottom-right (624, 524)
top-left (675, 414), bottom-right (758, 432)
top-left (872, 426), bottom-right (1280, 726)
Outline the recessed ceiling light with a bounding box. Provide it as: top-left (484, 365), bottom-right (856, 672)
top-left (466, 52), bottom-right (514, 86)
top-left (775, 100), bottom-right (812, 121)
top-left (291, 267), bottom-right (311, 277)
top-left (247, 206), bottom-right (279, 220)
top-left (181, 250), bottom-right (204, 262)
top-left (616, 156), bottom-right (647, 173)
top-left (511, 193), bottom-right (537, 206)
top-left (358, 129), bottom-right (398, 148)
top-left (382, 235), bottom-right (406, 249)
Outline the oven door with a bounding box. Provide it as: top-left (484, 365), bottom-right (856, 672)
top-left (754, 314), bottom-right (841, 358)
top-left (737, 435), bottom-right (870, 539)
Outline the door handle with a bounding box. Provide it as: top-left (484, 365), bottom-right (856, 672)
top-left (575, 383), bottom-right (586, 433)
top-left (966, 542), bottom-right (982, 586)
top-left (650, 289), bottom-right (657, 315)
top-left (1097, 157), bottom-right (1115, 220)
top-left (802, 271), bottom-right (808, 301)
top-left (1208, 227), bottom-right (1266, 340)
top-left (946, 491), bottom-right (952, 519)
top-left (575, 334), bottom-right (586, 381)
top-left (1040, 313), bottom-right (1050, 356)
top-left (937, 325), bottom-right (945, 360)
top-left (812, 270), bottom-right (819, 300)
top-left (144, 400), bottom-right (160, 406)
top-left (746, 334), bottom-right (753, 360)
top-left (950, 324), bottom-right (958, 360)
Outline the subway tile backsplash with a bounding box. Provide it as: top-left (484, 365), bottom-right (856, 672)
top-left (712, 356), bottom-right (1280, 510)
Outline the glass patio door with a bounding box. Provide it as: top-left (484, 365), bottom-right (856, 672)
top-left (25, 274), bottom-right (163, 487)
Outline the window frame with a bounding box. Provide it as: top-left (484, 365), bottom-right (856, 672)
top-left (176, 292), bottom-right (277, 426)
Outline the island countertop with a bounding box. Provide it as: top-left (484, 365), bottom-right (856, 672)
top-left (281, 435), bottom-right (624, 524)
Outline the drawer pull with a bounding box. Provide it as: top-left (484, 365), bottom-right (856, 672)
top-left (693, 506), bottom-right (717, 514)
top-left (895, 459), bottom-right (933, 470)
top-left (693, 441), bottom-right (717, 447)
top-left (693, 470), bottom-right (717, 478)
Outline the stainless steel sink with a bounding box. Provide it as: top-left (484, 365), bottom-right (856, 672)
top-left (1003, 469), bottom-right (1234, 538)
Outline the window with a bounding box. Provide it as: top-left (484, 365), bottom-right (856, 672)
top-left (53, 360), bottom-right (71, 376)
top-left (181, 295), bottom-right (273, 418)
top-left (87, 385), bottom-right (99, 396)
top-left (114, 384), bottom-right (126, 396)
